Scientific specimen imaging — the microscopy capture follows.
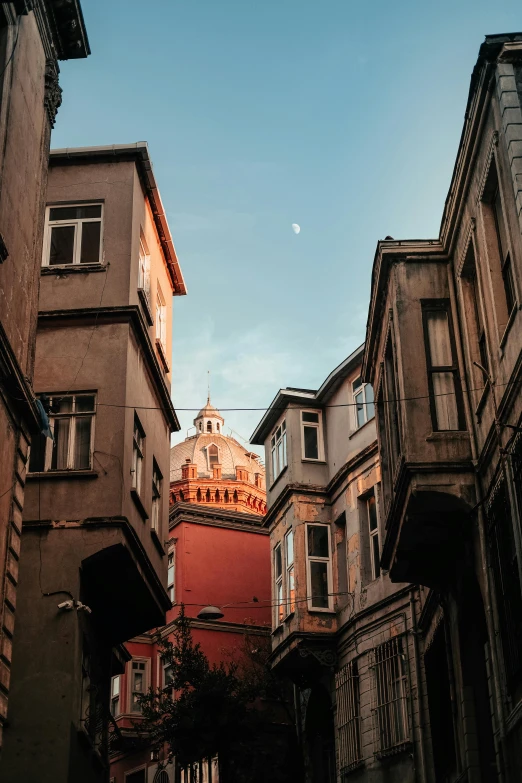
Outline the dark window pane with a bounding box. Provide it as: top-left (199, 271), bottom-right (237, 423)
top-left (80, 221), bottom-right (101, 263)
top-left (353, 376), bottom-right (362, 391)
top-left (372, 534), bottom-right (381, 579)
top-left (49, 205), bottom-right (101, 221)
top-left (302, 411), bottom-right (319, 423)
top-left (54, 396), bottom-right (73, 414)
top-left (503, 258), bottom-right (515, 313)
top-left (275, 545), bottom-right (282, 578)
top-left (368, 494), bottom-right (378, 531)
top-left (50, 225), bottom-right (74, 265)
top-left (76, 395), bottom-right (95, 412)
top-left (51, 418), bottom-right (70, 469)
top-left (29, 433), bottom-right (46, 472)
top-left (303, 425), bottom-right (319, 459)
top-left (74, 417), bottom-right (91, 469)
top-left (310, 561), bottom-right (329, 608)
top-left (308, 525), bottom-right (329, 558)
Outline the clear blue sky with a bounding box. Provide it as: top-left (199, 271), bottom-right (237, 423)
top-left (52, 0), bottom-right (521, 450)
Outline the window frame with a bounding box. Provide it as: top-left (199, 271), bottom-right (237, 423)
top-left (270, 417), bottom-right (287, 482)
top-left (274, 542), bottom-right (283, 625)
top-left (128, 658), bottom-right (150, 715)
top-left (352, 377), bottom-right (375, 429)
top-left (132, 414), bottom-right (145, 493)
top-left (110, 674), bottom-right (121, 717)
top-left (167, 546), bottom-right (175, 604)
top-left (30, 392), bottom-right (96, 472)
top-left (42, 202), bottom-right (103, 267)
top-left (370, 636), bottom-right (409, 755)
top-left (205, 443), bottom-right (220, 471)
top-left (285, 529), bottom-right (295, 617)
top-left (156, 284), bottom-right (167, 353)
top-left (300, 408), bottom-right (325, 462)
top-left (305, 522), bottom-right (333, 612)
top-left (336, 659), bottom-right (362, 772)
top-left (421, 299), bottom-right (466, 432)
top-left (138, 233), bottom-right (151, 299)
top-left (492, 183), bottom-right (516, 317)
top-left (151, 459), bottom-right (162, 534)
top-left (367, 489), bottom-right (381, 581)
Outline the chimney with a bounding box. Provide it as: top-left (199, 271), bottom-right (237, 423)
top-left (182, 458), bottom-right (198, 480)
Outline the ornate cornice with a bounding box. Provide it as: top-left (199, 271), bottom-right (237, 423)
top-left (44, 58), bottom-right (62, 128)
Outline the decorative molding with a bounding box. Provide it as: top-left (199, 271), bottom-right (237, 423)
top-left (298, 645), bottom-right (336, 669)
top-left (44, 59), bottom-right (62, 129)
top-left (476, 130), bottom-right (499, 205)
top-left (456, 217), bottom-right (476, 278)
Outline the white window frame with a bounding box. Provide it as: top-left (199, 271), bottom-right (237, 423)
top-left (285, 529), bottom-right (295, 616)
top-left (353, 376), bottom-right (375, 429)
top-left (270, 418), bottom-right (287, 482)
top-left (367, 490), bottom-right (380, 581)
top-left (31, 393), bottom-right (96, 472)
top-left (156, 285), bottom-right (167, 352)
top-left (167, 547), bottom-right (175, 603)
top-left (110, 674), bottom-right (121, 717)
top-left (132, 414), bottom-right (145, 493)
top-left (128, 658), bottom-right (150, 715)
top-left (305, 523), bottom-right (333, 612)
top-left (151, 459), bottom-right (162, 534)
top-left (274, 542), bottom-right (283, 626)
top-left (300, 408), bottom-right (325, 461)
top-left (42, 202), bottom-right (103, 267)
top-left (138, 233), bottom-right (151, 300)
top-left (205, 443), bottom-right (220, 471)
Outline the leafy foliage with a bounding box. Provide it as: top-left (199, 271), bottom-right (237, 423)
top-left (137, 605), bottom-right (298, 782)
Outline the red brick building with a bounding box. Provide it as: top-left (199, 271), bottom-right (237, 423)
top-left (110, 402), bottom-right (270, 783)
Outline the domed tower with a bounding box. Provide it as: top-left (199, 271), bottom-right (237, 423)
top-left (170, 399), bottom-right (266, 515)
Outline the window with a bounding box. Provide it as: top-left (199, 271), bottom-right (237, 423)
top-left (130, 660), bottom-right (149, 713)
top-left (29, 393), bottom-right (95, 472)
top-left (306, 524), bottom-right (332, 610)
top-left (163, 661), bottom-right (174, 694)
top-left (422, 301), bottom-right (465, 431)
top-left (111, 675), bottom-right (121, 717)
top-left (132, 415), bottom-right (145, 493)
top-left (487, 477), bottom-right (522, 691)
top-left (285, 530), bottom-right (295, 615)
top-left (125, 769), bottom-right (146, 783)
top-left (493, 184), bottom-right (516, 316)
top-left (207, 444), bottom-right (219, 468)
top-left (167, 549), bottom-right (175, 603)
top-left (367, 491), bottom-right (380, 580)
top-left (353, 377), bottom-right (375, 428)
top-left (300, 410), bottom-right (324, 461)
top-left (138, 234), bottom-right (151, 300)
top-left (151, 460), bottom-right (162, 533)
top-left (156, 285), bottom-right (167, 353)
top-left (336, 660), bottom-right (362, 772)
top-left (43, 203), bottom-right (102, 266)
top-left (274, 543), bottom-right (283, 624)
top-left (270, 419), bottom-right (287, 481)
top-left (460, 243), bottom-right (489, 402)
top-left (206, 421), bottom-right (212, 433)
top-left (370, 637), bottom-right (409, 754)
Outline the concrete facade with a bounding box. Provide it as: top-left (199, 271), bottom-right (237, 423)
top-left (0, 144), bottom-right (185, 782)
top-left (363, 33), bottom-right (522, 783)
top-left (251, 347), bottom-right (428, 783)
top-left (0, 0), bottom-right (89, 749)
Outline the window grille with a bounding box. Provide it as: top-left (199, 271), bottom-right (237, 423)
top-left (336, 660), bottom-right (362, 772)
top-left (369, 637), bottom-right (409, 754)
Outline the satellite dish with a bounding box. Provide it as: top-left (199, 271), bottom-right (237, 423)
top-left (291, 223), bottom-right (301, 235)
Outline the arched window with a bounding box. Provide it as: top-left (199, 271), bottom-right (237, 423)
top-left (179, 490), bottom-right (184, 502)
top-left (215, 489), bottom-right (220, 502)
top-left (197, 488), bottom-right (202, 502)
top-left (206, 488), bottom-right (211, 502)
top-left (224, 489), bottom-right (229, 503)
top-left (216, 423), bottom-right (220, 432)
top-left (233, 490), bottom-right (238, 503)
top-left (207, 421), bottom-right (212, 433)
top-left (208, 444), bottom-right (219, 467)
top-left (199, 422), bottom-right (202, 432)
top-left (171, 492), bottom-right (176, 504)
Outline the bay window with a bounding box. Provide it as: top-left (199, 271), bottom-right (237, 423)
top-left (422, 300), bottom-right (464, 431)
top-left (43, 203), bottom-right (102, 266)
top-left (129, 659), bottom-right (149, 713)
top-left (306, 523), bottom-right (332, 610)
top-left (300, 409), bottom-right (324, 461)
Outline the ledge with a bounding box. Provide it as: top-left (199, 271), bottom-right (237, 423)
top-left (150, 528), bottom-right (165, 556)
top-left (27, 469), bottom-right (98, 481)
top-left (348, 416), bottom-right (375, 440)
top-left (155, 339), bottom-right (170, 373)
top-left (499, 301), bottom-right (518, 351)
top-left (138, 288), bottom-right (154, 326)
top-left (41, 264), bottom-right (106, 276)
top-left (425, 430), bottom-right (469, 441)
top-left (131, 489), bottom-right (149, 521)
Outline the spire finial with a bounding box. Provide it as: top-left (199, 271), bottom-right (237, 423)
top-left (207, 370), bottom-right (211, 404)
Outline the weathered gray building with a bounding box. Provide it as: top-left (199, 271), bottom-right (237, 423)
top-left (0, 144), bottom-right (186, 782)
top-left (363, 33), bottom-right (522, 783)
top-left (251, 346), bottom-right (430, 783)
top-left (0, 0), bottom-right (89, 749)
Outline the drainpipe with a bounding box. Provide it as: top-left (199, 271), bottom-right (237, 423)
top-left (409, 588), bottom-right (427, 783)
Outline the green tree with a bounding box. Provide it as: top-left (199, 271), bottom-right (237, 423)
top-left (137, 605), bottom-right (299, 782)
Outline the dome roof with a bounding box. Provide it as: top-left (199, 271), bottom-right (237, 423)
top-left (171, 400), bottom-right (264, 483)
